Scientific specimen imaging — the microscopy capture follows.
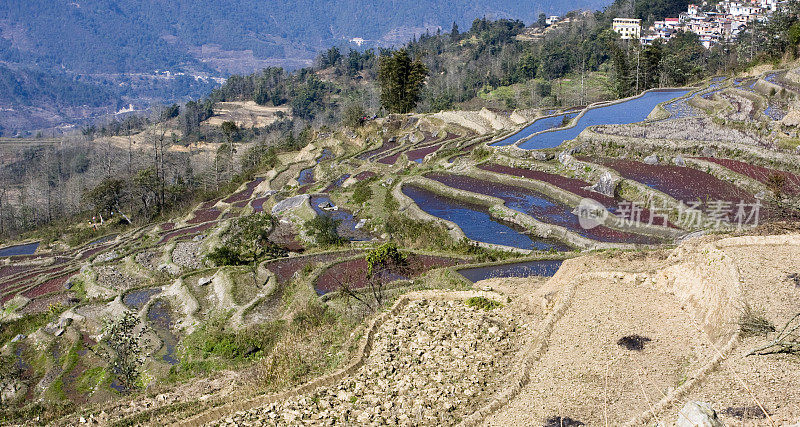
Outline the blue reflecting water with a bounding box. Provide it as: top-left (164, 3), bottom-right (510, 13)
top-left (457, 259), bottom-right (563, 283)
top-left (519, 90), bottom-right (690, 149)
top-left (0, 242), bottom-right (39, 257)
top-left (148, 300), bottom-right (179, 365)
top-left (426, 173), bottom-right (660, 244)
top-left (309, 195), bottom-right (371, 241)
top-left (297, 167), bottom-right (314, 185)
top-left (123, 288), bottom-right (162, 310)
top-left (402, 185), bottom-right (565, 251)
top-left (318, 148), bottom-right (334, 162)
top-left (491, 113), bottom-right (577, 147)
top-left (764, 105), bottom-right (786, 120)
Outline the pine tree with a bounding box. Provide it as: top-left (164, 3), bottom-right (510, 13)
top-left (377, 49), bottom-right (429, 114)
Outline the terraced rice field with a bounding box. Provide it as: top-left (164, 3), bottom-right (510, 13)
top-left (314, 254), bottom-right (463, 294)
top-left (402, 185), bottom-right (568, 251)
top-left (426, 173), bottom-right (660, 244)
top-left (696, 157), bottom-right (800, 195)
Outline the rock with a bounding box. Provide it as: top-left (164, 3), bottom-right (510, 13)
top-left (584, 171), bottom-right (618, 198)
top-left (676, 401), bottom-right (723, 427)
top-left (530, 151), bottom-right (554, 161)
top-left (354, 219), bottom-right (367, 230)
top-left (55, 328), bottom-right (65, 337)
top-left (318, 201), bottom-right (337, 211)
top-left (198, 277), bottom-right (212, 286)
top-left (643, 154), bottom-right (659, 165)
top-left (63, 279), bottom-right (74, 290)
top-left (157, 263), bottom-right (181, 276)
top-left (94, 251), bottom-right (118, 263)
top-left (213, 299), bottom-right (520, 425)
top-left (388, 136), bottom-right (397, 143)
top-left (10, 334), bottom-right (26, 343)
top-left (409, 132), bottom-right (423, 144)
top-left (192, 234), bottom-right (205, 242)
top-left (557, 149), bottom-right (575, 165)
top-left (1, 381), bottom-right (27, 404)
top-left (701, 146), bottom-right (716, 157)
top-left (672, 154), bottom-right (686, 167)
top-left (271, 195), bottom-right (310, 215)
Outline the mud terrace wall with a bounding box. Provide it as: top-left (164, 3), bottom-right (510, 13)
top-left (173, 289), bottom-right (511, 427)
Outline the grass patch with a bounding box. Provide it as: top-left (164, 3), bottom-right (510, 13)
top-left (738, 302), bottom-right (775, 338)
top-left (169, 312), bottom-right (285, 381)
top-left (778, 138), bottom-right (800, 150)
top-left (76, 367), bottom-right (109, 394)
top-left (0, 312), bottom-right (56, 347)
top-left (465, 296), bottom-right (502, 310)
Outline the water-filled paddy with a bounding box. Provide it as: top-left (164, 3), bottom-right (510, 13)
top-left (490, 113), bottom-right (577, 147)
top-left (518, 90), bottom-right (690, 149)
top-left (310, 195), bottom-right (372, 241)
top-left (148, 300), bottom-right (179, 365)
top-left (123, 288), bottom-right (162, 310)
top-left (406, 144), bottom-right (442, 163)
top-left (695, 157), bottom-right (800, 195)
top-left (457, 259), bottom-right (563, 283)
top-left (314, 254), bottom-right (462, 294)
top-left (425, 173), bottom-right (660, 244)
top-left (402, 185), bottom-right (567, 251)
top-left (0, 242), bottom-right (40, 257)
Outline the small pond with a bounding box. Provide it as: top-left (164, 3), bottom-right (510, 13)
top-left (122, 288), bottom-right (162, 310)
top-left (310, 195), bottom-right (372, 241)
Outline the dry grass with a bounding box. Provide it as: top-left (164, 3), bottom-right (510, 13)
top-left (738, 302), bottom-right (776, 338)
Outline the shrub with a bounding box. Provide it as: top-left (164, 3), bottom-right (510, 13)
top-left (351, 182), bottom-right (373, 205)
top-left (305, 215), bottom-right (344, 246)
top-left (207, 213), bottom-right (286, 266)
top-left (465, 296), bottom-right (503, 310)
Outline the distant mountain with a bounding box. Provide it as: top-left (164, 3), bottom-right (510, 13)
top-left (0, 0), bottom-right (610, 135)
top-left (1, 0), bottom-right (608, 75)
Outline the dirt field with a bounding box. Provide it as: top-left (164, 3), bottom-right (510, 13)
top-left (484, 235), bottom-right (800, 426)
top-left (205, 101), bottom-right (292, 128)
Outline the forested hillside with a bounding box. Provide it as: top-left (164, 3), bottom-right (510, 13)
top-left (0, 0), bottom-right (608, 135)
top-left (1, 0), bottom-right (607, 74)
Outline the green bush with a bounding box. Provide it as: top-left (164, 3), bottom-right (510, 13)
top-left (352, 182), bottom-right (373, 205)
top-left (305, 215), bottom-right (344, 246)
top-left (465, 296), bottom-right (503, 310)
top-left (207, 213), bottom-right (286, 266)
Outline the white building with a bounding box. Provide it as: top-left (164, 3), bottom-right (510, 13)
top-left (545, 16), bottom-right (560, 26)
top-left (613, 18), bottom-right (642, 39)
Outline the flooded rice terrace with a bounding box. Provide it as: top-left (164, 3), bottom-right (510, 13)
top-left (425, 173), bottom-right (661, 245)
top-left (518, 89), bottom-right (690, 149)
top-left (402, 185), bottom-right (569, 251)
top-left (457, 259), bottom-right (563, 283)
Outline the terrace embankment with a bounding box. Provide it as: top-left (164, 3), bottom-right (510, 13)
top-left (180, 229), bottom-right (800, 426)
top-left (484, 232), bottom-right (800, 425)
